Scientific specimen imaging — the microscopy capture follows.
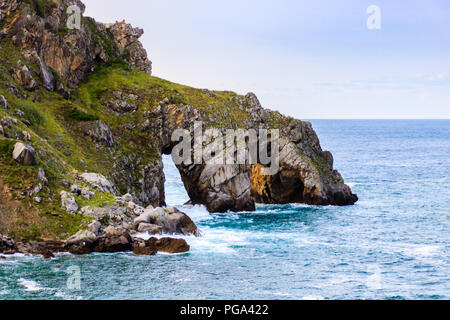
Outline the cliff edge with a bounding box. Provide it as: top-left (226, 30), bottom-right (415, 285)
top-left (0, 0), bottom-right (357, 242)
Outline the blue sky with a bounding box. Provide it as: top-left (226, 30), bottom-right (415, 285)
top-left (83, 0), bottom-right (450, 119)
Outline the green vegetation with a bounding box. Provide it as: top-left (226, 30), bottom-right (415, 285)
top-left (83, 17), bottom-right (119, 61)
top-left (23, 0), bottom-right (59, 18)
top-left (65, 107), bottom-right (99, 121)
top-left (75, 191), bottom-right (120, 209)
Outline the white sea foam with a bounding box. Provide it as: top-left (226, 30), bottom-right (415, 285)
top-left (19, 278), bottom-right (45, 292)
top-left (178, 204), bottom-right (211, 221)
top-left (54, 291), bottom-right (83, 300)
top-left (410, 245), bottom-right (441, 257)
top-left (301, 295), bottom-right (325, 300)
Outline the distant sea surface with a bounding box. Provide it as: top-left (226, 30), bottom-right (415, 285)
top-left (1, 120), bottom-right (449, 300)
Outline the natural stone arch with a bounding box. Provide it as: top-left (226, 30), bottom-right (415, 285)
top-left (154, 98), bottom-right (358, 213)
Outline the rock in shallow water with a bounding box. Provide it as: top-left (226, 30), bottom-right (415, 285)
top-left (133, 207), bottom-right (199, 236)
top-left (132, 237), bottom-right (190, 254)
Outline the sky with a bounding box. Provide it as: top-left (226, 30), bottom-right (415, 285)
top-left (82, 0), bottom-right (450, 119)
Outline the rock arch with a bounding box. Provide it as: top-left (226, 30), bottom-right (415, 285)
top-left (154, 96), bottom-right (358, 213)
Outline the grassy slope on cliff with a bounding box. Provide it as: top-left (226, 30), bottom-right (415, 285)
top-left (0, 35), bottom-right (283, 240)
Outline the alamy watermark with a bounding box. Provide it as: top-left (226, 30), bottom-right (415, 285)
top-left (66, 4), bottom-right (81, 30)
top-left (171, 122), bottom-right (280, 176)
top-left (367, 5), bottom-right (381, 30)
top-left (66, 265), bottom-right (81, 290)
top-left (366, 265), bottom-right (384, 290)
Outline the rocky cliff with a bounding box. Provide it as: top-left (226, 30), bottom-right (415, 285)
top-left (0, 0), bottom-right (357, 243)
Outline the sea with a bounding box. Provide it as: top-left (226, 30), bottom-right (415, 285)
top-left (1, 120), bottom-right (449, 300)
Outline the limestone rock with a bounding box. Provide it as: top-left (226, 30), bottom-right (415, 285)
top-left (107, 21), bottom-right (152, 74)
top-left (0, 234), bottom-right (17, 254)
top-left (92, 232), bottom-right (132, 253)
top-left (71, 184), bottom-right (81, 195)
top-left (11, 65), bottom-right (36, 90)
top-left (141, 237), bottom-right (190, 254)
top-left (22, 131), bottom-right (31, 141)
top-left (153, 208), bottom-right (199, 236)
top-left (38, 56), bottom-right (55, 91)
top-left (133, 208), bottom-right (158, 225)
top-left (137, 223), bottom-right (162, 235)
top-left (80, 205), bottom-right (130, 226)
top-left (60, 191), bottom-right (78, 214)
top-left (86, 221), bottom-right (102, 236)
top-left (80, 172), bottom-right (118, 195)
top-left (12, 142), bottom-right (37, 166)
top-left (81, 121), bottom-right (116, 147)
top-left (2, 0), bottom-right (150, 89)
top-left (66, 230), bottom-right (97, 245)
top-left (81, 187), bottom-right (94, 200)
top-left (38, 168), bottom-right (48, 185)
top-left (132, 246), bottom-right (157, 256)
top-left (0, 95), bottom-right (8, 109)
top-left (106, 91), bottom-right (139, 114)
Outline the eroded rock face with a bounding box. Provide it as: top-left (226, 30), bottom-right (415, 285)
top-left (156, 94), bottom-right (358, 212)
top-left (132, 237), bottom-right (190, 254)
top-left (81, 120), bottom-right (116, 147)
top-left (107, 21), bottom-right (152, 74)
top-left (105, 91), bottom-right (139, 114)
top-left (11, 65), bottom-right (36, 90)
top-left (0, 235), bottom-right (17, 254)
top-left (60, 191), bottom-right (78, 214)
top-left (133, 207), bottom-right (199, 236)
top-left (0, 0), bottom-right (19, 15)
top-left (1, 0), bottom-right (356, 217)
top-left (1, 0), bottom-right (151, 90)
top-left (80, 172), bottom-right (118, 195)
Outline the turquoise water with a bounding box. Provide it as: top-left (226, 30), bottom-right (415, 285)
top-left (1, 120), bottom-right (449, 300)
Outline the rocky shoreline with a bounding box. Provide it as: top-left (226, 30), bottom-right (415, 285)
top-left (0, 0), bottom-right (357, 247)
top-left (0, 233), bottom-right (191, 258)
top-left (0, 196), bottom-right (199, 258)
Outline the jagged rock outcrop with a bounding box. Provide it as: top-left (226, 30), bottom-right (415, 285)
top-left (11, 65), bottom-right (36, 90)
top-left (107, 21), bottom-right (152, 74)
top-left (0, 0), bottom-right (19, 16)
top-left (151, 94), bottom-right (357, 212)
top-left (80, 172), bottom-right (118, 195)
top-left (81, 120), bottom-right (116, 147)
top-left (0, 0), bottom-right (151, 91)
top-left (0, 0), bottom-right (357, 248)
top-left (133, 206), bottom-right (199, 236)
top-left (1, 232), bottom-right (190, 257)
top-left (60, 190), bottom-right (78, 214)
